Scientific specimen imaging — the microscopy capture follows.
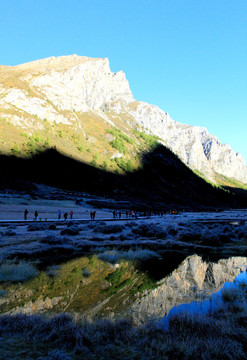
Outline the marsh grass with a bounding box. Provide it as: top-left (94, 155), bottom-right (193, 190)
top-left (97, 249), bottom-right (159, 264)
top-left (222, 287), bottom-right (242, 302)
top-left (47, 265), bottom-right (61, 278)
top-left (1, 301), bottom-right (247, 360)
top-left (0, 260), bottom-right (39, 282)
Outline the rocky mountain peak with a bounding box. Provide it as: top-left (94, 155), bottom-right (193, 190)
top-left (25, 55), bottom-right (134, 111)
top-left (15, 54), bottom-right (97, 73)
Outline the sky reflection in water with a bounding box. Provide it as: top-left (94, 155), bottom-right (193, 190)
top-left (161, 269), bottom-right (247, 328)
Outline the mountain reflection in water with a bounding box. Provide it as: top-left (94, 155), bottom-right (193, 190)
top-left (1, 254), bottom-right (246, 325)
top-left (128, 255), bottom-right (247, 325)
top-left (160, 269), bottom-right (247, 328)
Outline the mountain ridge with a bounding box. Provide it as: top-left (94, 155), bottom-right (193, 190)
top-left (0, 54), bottom-right (246, 185)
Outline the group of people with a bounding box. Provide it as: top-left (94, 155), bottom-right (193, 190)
top-left (112, 210), bottom-right (122, 219)
top-left (113, 210), bottom-right (138, 219)
top-left (125, 210), bottom-right (138, 218)
top-left (24, 209), bottom-right (74, 221)
top-left (24, 209), bottom-right (39, 220)
top-left (24, 208), bottom-right (99, 221)
top-left (24, 208), bottom-right (179, 221)
top-left (57, 210), bottom-right (74, 221)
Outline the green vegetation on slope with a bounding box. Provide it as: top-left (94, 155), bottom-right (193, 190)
top-left (0, 256), bottom-right (157, 317)
top-left (215, 173), bottom-right (247, 190)
top-left (0, 110), bottom-right (159, 175)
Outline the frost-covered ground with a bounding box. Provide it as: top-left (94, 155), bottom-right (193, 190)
top-left (0, 188), bottom-right (246, 280)
top-left (0, 195), bottom-right (246, 266)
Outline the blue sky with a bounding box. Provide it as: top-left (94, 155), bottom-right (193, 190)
top-left (1, 0), bottom-right (246, 163)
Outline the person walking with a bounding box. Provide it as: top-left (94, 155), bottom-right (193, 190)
top-left (64, 212), bottom-right (68, 221)
top-left (70, 210), bottom-right (73, 219)
top-left (24, 209), bottom-right (28, 220)
top-left (58, 210), bottom-right (61, 220)
top-left (34, 210), bottom-right (38, 221)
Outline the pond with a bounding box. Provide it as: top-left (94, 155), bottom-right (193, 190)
top-left (0, 253), bottom-right (246, 326)
top-left (161, 267), bottom-right (247, 328)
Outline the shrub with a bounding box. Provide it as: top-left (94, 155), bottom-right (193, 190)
top-left (132, 224), bottom-right (166, 238)
top-left (98, 251), bottom-right (120, 264)
top-left (98, 249), bottom-right (159, 263)
top-left (0, 261), bottom-right (39, 282)
top-left (90, 159), bottom-right (97, 167)
top-left (0, 290), bottom-right (7, 297)
top-left (11, 144), bottom-right (20, 155)
top-left (102, 160), bottom-right (108, 170)
top-left (115, 158), bottom-right (134, 172)
top-left (134, 130), bottom-right (159, 149)
top-left (61, 226), bottom-right (80, 236)
top-left (44, 138), bottom-right (50, 146)
top-left (57, 130), bottom-right (65, 138)
top-left (125, 221), bottom-right (138, 227)
top-left (124, 249), bottom-right (159, 261)
top-left (82, 268), bottom-right (92, 278)
top-left (110, 137), bottom-right (127, 154)
top-left (40, 235), bottom-right (62, 245)
top-left (49, 224), bottom-right (57, 230)
top-left (4, 229), bottom-right (16, 236)
top-left (167, 227), bottom-right (178, 236)
top-left (77, 145), bottom-right (83, 152)
top-left (47, 265), bottom-right (61, 277)
top-left (93, 224), bottom-right (124, 234)
top-left (106, 128), bottom-right (134, 144)
top-left (28, 223), bottom-right (49, 231)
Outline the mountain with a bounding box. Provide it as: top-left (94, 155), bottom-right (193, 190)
top-left (0, 55), bottom-right (246, 194)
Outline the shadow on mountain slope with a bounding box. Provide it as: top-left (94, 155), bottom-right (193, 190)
top-left (0, 144), bottom-right (246, 209)
top-left (222, 186), bottom-right (247, 206)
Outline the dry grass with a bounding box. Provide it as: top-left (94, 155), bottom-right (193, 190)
top-left (1, 290), bottom-right (247, 360)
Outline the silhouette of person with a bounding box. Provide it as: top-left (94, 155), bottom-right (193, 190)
top-left (91, 210), bottom-right (96, 220)
top-left (34, 210), bottom-right (38, 221)
top-left (58, 210), bottom-right (61, 220)
top-left (24, 209), bottom-right (28, 220)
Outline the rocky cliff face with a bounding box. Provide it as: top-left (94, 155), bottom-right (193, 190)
top-left (126, 101), bottom-right (247, 182)
top-left (0, 54), bottom-right (246, 183)
top-left (128, 255), bottom-right (247, 324)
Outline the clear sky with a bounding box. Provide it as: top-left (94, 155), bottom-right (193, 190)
top-left (1, 0), bottom-right (246, 163)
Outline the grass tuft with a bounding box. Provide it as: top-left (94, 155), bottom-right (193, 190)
top-left (0, 260), bottom-right (38, 283)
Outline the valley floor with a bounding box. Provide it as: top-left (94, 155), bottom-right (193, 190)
top-left (0, 189), bottom-right (247, 359)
